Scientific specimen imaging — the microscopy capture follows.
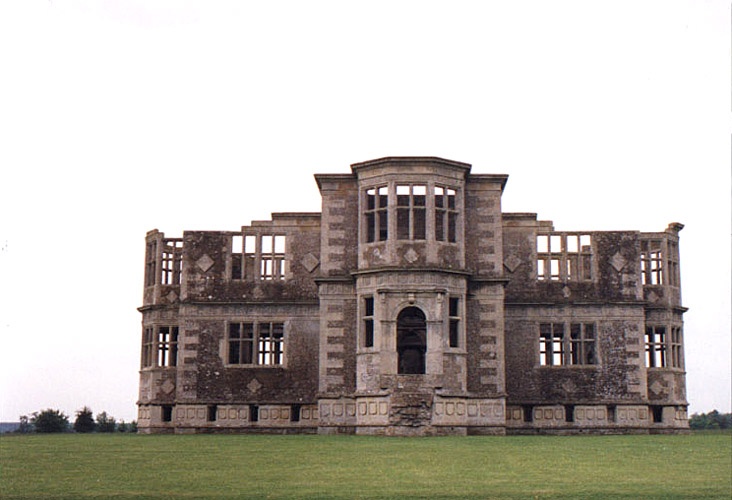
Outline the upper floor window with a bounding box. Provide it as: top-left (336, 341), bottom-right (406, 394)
top-left (231, 234), bottom-right (286, 281)
top-left (160, 241), bottom-right (183, 285)
top-left (145, 239), bottom-right (183, 287)
top-left (363, 184), bottom-right (460, 244)
top-left (365, 186), bottom-right (388, 242)
top-left (641, 240), bottom-right (663, 285)
top-left (228, 322), bottom-right (284, 366)
top-left (540, 323), bottom-right (597, 366)
top-left (435, 187), bottom-right (457, 242)
top-left (396, 185), bottom-right (426, 240)
top-left (537, 234), bottom-right (592, 282)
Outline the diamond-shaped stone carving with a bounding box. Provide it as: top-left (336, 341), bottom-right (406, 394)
top-left (561, 380), bottom-right (577, 394)
top-left (646, 291), bottom-right (659, 303)
top-left (161, 379), bottom-right (175, 395)
top-left (649, 380), bottom-right (664, 396)
top-left (404, 248), bottom-right (419, 263)
top-left (166, 290), bottom-right (178, 303)
top-left (610, 252), bottom-right (626, 272)
top-left (562, 286), bottom-right (571, 298)
top-left (301, 253), bottom-right (320, 273)
top-left (247, 378), bottom-right (262, 394)
top-left (504, 254), bottom-right (522, 273)
top-left (196, 254), bottom-right (214, 272)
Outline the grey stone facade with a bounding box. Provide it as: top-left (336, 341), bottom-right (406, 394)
top-left (137, 157), bottom-right (688, 435)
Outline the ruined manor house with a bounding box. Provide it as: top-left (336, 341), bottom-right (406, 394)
top-left (137, 157), bottom-right (688, 435)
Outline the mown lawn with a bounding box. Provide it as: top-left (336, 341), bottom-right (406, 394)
top-left (1, 433), bottom-right (730, 499)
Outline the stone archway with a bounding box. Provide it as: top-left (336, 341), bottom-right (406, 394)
top-left (397, 307), bottom-right (426, 374)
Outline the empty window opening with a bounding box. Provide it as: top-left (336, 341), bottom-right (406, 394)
top-left (228, 322), bottom-right (284, 366)
top-left (522, 405), bottom-right (534, 423)
top-left (641, 241), bottom-right (663, 285)
top-left (565, 405), bottom-right (575, 423)
top-left (651, 406), bottom-right (664, 423)
top-left (397, 307), bottom-right (427, 375)
top-left (645, 326), bottom-right (667, 367)
top-left (161, 405), bottom-right (173, 422)
top-left (160, 240), bottom-right (183, 285)
top-left (141, 327), bottom-right (155, 368)
top-left (537, 233), bottom-right (592, 281)
top-left (290, 404), bottom-right (301, 423)
top-left (145, 241), bottom-right (157, 287)
top-left (261, 235), bottom-right (286, 281)
top-left (207, 405), bottom-right (217, 422)
top-left (667, 241), bottom-right (680, 286)
top-left (365, 186), bottom-right (388, 242)
top-left (363, 297), bottom-right (375, 348)
top-left (448, 297), bottom-right (460, 348)
top-left (608, 405), bottom-right (617, 423)
top-left (670, 327), bottom-right (683, 368)
top-left (156, 326), bottom-right (178, 367)
top-left (540, 323), bottom-right (565, 366)
top-left (249, 404), bottom-right (259, 422)
top-left (435, 186), bottom-right (458, 242)
top-left (570, 323), bottom-right (597, 365)
top-left (258, 322), bottom-right (284, 365)
top-left (396, 185), bottom-right (427, 240)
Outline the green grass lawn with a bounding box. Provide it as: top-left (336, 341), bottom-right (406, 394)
top-left (1, 433), bottom-right (730, 499)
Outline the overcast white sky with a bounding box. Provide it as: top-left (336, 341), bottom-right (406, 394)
top-left (0, 0), bottom-right (729, 422)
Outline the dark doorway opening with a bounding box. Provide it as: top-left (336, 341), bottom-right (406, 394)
top-left (397, 307), bottom-right (427, 374)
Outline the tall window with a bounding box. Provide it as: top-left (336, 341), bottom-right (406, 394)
top-left (396, 185), bottom-right (426, 240)
top-left (540, 323), bottom-right (597, 366)
top-left (569, 323), bottom-right (596, 365)
top-left (435, 187), bottom-right (457, 242)
top-left (645, 326), bottom-right (666, 367)
top-left (448, 297), bottom-right (460, 348)
top-left (363, 297), bottom-right (375, 348)
top-left (141, 327), bottom-right (154, 368)
top-left (641, 240), bottom-right (663, 285)
top-left (261, 235), bottom-right (286, 281)
top-left (365, 186), bottom-right (388, 242)
top-left (145, 241), bottom-right (157, 287)
top-left (231, 235), bottom-right (257, 280)
top-left (160, 240), bottom-right (183, 285)
top-left (670, 327), bottom-right (683, 368)
top-left (540, 323), bottom-right (564, 365)
top-left (156, 326), bottom-right (179, 367)
top-left (537, 234), bottom-right (592, 282)
top-left (228, 322), bottom-right (284, 366)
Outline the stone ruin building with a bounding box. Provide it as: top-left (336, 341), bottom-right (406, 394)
top-left (137, 157), bottom-right (688, 435)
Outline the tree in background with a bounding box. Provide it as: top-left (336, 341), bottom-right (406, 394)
top-left (95, 411), bottom-right (117, 433)
top-left (31, 409), bottom-right (69, 433)
top-left (16, 415), bottom-right (33, 434)
top-left (689, 410), bottom-right (732, 430)
top-left (73, 406), bottom-right (96, 433)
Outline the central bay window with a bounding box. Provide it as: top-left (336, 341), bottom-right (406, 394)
top-left (396, 184), bottom-right (427, 240)
top-left (363, 184), bottom-right (460, 243)
top-left (228, 322), bottom-right (285, 366)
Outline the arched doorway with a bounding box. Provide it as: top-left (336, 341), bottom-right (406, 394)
top-left (397, 307), bottom-right (426, 374)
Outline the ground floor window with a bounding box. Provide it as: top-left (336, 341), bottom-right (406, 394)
top-left (228, 322), bottom-right (284, 366)
top-left (540, 323), bottom-right (597, 366)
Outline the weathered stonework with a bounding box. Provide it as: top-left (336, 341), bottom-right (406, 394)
top-left (137, 157), bottom-right (688, 435)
